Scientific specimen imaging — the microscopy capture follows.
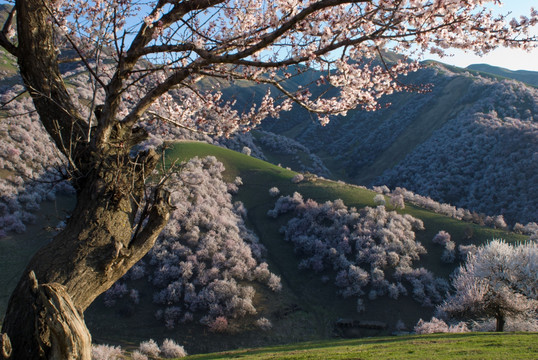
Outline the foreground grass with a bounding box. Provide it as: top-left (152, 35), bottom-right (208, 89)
top-left (186, 333), bottom-right (538, 360)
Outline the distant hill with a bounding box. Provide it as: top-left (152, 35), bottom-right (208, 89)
top-left (258, 62), bottom-right (538, 225)
top-left (467, 63), bottom-right (538, 87)
top-left (1, 33), bottom-right (536, 226)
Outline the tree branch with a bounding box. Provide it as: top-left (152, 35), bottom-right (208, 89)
top-left (121, 68), bottom-right (192, 127)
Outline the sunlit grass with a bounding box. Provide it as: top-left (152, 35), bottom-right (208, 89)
top-left (185, 332), bottom-right (538, 360)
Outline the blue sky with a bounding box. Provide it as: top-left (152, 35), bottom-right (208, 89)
top-left (424, 2), bottom-right (538, 71)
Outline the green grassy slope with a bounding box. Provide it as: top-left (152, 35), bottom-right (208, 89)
top-left (100, 141), bottom-right (525, 354)
top-left (186, 332), bottom-right (538, 360)
top-left (165, 142), bottom-right (526, 278)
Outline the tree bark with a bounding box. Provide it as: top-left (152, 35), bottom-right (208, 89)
top-left (14, 0), bottom-right (89, 166)
top-left (0, 333), bottom-right (11, 359)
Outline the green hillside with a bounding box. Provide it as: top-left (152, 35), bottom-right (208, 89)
top-left (0, 141), bottom-right (530, 354)
top-left (83, 142), bottom-right (527, 353)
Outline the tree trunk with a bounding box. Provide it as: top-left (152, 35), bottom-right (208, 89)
top-left (495, 314), bottom-right (505, 332)
top-left (0, 0), bottom-right (176, 357)
top-left (1, 165), bottom-right (171, 359)
top-left (0, 1), bottom-right (173, 358)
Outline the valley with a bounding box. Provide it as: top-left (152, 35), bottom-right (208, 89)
top-left (0, 5), bottom-right (537, 355)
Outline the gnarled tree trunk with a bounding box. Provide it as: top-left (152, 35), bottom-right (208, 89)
top-left (1, 163), bottom-right (171, 359)
top-left (0, 0), bottom-right (172, 358)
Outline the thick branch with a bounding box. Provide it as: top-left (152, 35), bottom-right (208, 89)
top-left (121, 68), bottom-right (191, 127)
top-left (94, 0), bottom-right (226, 149)
top-left (200, 0), bottom-right (369, 64)
top-left (15, 0), bottom-right (89, 171)
top-left (127, 186), bottom-right (172, 264)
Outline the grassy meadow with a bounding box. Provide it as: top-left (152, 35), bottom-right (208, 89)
top-left (185, 332), bottom-right (538, 360)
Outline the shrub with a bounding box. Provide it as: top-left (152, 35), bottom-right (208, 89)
top-left (139, 339), bottom-right (160, 358)
top-left (268, 187), bottom-right (280, 197)
top-left (91, 344), bottom-right (123, 360)
top-left (441, 247), bottom-right (456, 263)
top-left (414, 317), bottom-right (469, 334)
top-left (131, 351), bottom-right (148, 360)
top-left (291, 173), bottom-right (304, 183)
top-left (241, 146), bottom-right (252, 156)
top-left (373, 194), bottom-right (386, 206)
top-left (458, 244), bottom-right (477, 260)
top-left (432, 231), bottom-right (451, 246)
top-left (255, 317), bottom-right (272, 331)
top-left (209, 316), bottom-right (229, 333)
top-left (390, 193), bottom-right (405, 209)
top-left (160, 339), bottom-right (187, 358)
top-left (433, 231), bottom-right (456, 263)
top-left (267, 273), bottom-right (282, 292)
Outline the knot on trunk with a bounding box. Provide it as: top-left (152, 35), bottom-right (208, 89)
top-left (28, 271), bottom-right (92, 360)
top-left (1, 333), bottom-right (12, 359)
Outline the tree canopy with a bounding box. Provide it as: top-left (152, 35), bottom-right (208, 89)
top-left (437, 239), bottom-right (538, 332)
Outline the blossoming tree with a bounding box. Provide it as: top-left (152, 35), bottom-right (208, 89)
top-left (436, 240), bottom-right (538, 332)
top-left (0, 0), bottom-right (536, 359)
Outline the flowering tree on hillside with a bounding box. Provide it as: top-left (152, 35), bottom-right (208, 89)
top-left (0, 0), bottom-right (536, 359)
top-left (436, 240), bottom-right (538, 332)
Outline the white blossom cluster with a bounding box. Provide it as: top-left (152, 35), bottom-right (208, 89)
top-left (269, 193), bottom-right (449, 309)
top-left (104, 156), bottom-right (281, 330)
top-left (432, 231), bottom-right (456, 263)
top-left (91, 338), bottom-right (187, 360)
top-left (0, 88), bottom-right (74, 236)
top-left (373, 186), bottom-right (515, 231)
top-left (414, 317), bottom-right (469, 334)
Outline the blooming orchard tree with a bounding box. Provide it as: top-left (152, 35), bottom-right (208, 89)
top-left (0, 0), bottom-right (536, 359)
top-left (436, 240), bottom-right (538, 332)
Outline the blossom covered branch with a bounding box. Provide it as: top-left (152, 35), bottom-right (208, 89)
top-left (27, 0), bottom-right (537, 145)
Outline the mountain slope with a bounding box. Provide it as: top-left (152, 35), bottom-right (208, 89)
top-left (467, 63), bottom-right (538, 87)
top-left (258, 63), bottom-right (538, 225)
top-left (1, 141), bottom-right (529, 354)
